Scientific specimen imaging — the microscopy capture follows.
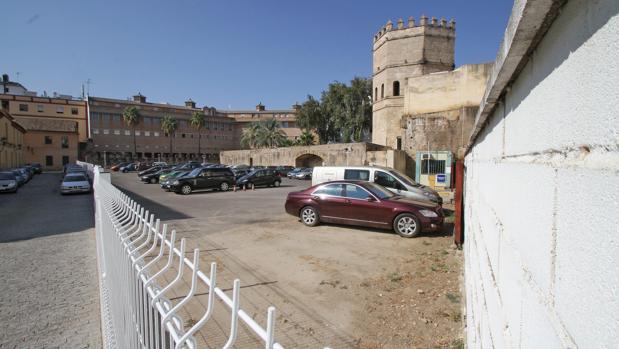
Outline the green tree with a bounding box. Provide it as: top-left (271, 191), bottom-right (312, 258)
top-left (240, 122), bottom-right (262, 149)
top-left (344, 77), bottom-right (372, 142)
top-left (257, 118), bottom-right (287, 148)
top-left (161, 115), bottom-right (178, 160)
top-left (296, 95), bottom-right (333, 144)
top-left (189, 111), bottom-right (205, 156)
top-left (296, 130), bottom-right (315, 146)
top-left (122, 106), bottom-right (140, 157)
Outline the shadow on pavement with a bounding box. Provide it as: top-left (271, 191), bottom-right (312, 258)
top-left (113, 185), bottom-right (193, 221)
top-left (0, 173), bottom-right (95, 243)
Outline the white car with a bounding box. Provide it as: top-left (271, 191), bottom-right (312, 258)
top-left (60, 173), bottom-right (91, 194)
top-left (312, 166), bottom-right (442, 205)
top-left (0, 172), bottom-right (18, 193)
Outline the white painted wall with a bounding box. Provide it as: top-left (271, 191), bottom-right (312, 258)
top-left (464, 0), bottom-right (619, 348)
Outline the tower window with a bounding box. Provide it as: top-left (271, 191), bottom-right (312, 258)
top-left (393, 81), bottom-right (400, 96)
top-left (381, 84), bottom-right (384, 99)
top-left (374, 87), bottom-right (378, 101)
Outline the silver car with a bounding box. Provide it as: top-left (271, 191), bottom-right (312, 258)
top-left (0, 172), bottom-right (18, 193)
top-left (60, 173), bottom-right (91, 194)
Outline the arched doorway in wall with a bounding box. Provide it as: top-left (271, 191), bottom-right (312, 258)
top-left (295, 153), bottom-right (324, 168)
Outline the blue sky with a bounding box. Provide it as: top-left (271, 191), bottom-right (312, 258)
top-left (4, 1), bottom-right (513, 110)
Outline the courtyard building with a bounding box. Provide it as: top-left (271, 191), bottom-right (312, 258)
top-left (87, 94), bottom-right (237, 164)
top-left (0, 109), bottom-right (26, 168)
top-left (18, 118), bottom-right (79, 170)
top-left (222, 102), bottom-right (301, 144)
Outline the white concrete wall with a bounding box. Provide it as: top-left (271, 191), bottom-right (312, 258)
top-left (464, 0), bottom-right (619, 348)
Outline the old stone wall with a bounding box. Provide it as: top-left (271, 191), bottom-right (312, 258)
top-left (464, 0), bottom-right (619, 347)
top-left (220, 142), bottom-right (407, 171)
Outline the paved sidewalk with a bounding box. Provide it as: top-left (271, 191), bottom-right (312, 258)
top-left (0, 173), bottom-right (101, 348)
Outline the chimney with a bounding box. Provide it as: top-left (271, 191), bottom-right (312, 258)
top-left (2, 74), bottom-right (8, 83)
top-left (256, 102), bottom-right (265, 111)
top-left (133, 93), bottom-right (146, 103)
top-left (185, 98), bottom-right (196, 108)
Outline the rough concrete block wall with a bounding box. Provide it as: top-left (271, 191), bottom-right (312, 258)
top-left (464, 0), bottom-right (619, 348)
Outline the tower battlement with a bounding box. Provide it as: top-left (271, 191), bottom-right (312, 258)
top-left (373, 15), bottom-right (456, 43)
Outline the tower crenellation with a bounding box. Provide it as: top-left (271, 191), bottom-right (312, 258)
top-left (373, 15), bottom-right (456, 43)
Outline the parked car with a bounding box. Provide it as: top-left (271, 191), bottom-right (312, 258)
top-left (232, 169), bottom-right (251, 179)
top-left (0, 171), bottom-right (19, 193)
top-left (285, 180), bottom-right (444, 238)
top-left (11, 169), bottom-right (26, 186)
top-left (29, 163), bottom-right (42, 174)
top-left (169, 167), bottom-right (235, 195)
top-left (236, 169), bottom-right (282, 188)
top-left (293, 168), bottom-right (313, 180)
top-left (120, 163), bottom-right (138, 172)
top-left (17, 167), bottom-right (32, 182)
top-left (140, 168), bottom-right (173, 184)
top-left (137, 165), bottom-right (166, 177)
top-left (287, 167), bottom-right (303, 179)
top-left (110, 162), bottom-right (131, 171)
top-left (152, 161), bottom-right (168, 167)
top-left (159, 169), bottom-right (189, 183)
top-left (160, 170), bottom-right (190, 191)
top-left (274, 166), bottom-right (295, 177)
top-left (60, 173), bottom-right (91, 194)
top-left (312, 166), bottom-right (442, 205)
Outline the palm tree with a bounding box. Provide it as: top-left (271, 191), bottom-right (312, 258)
top-left (161, 115), bottom-right (178, 161)
top-left (122, 106), bottom-right (140, 158)
top-left (189, 111), bottom-right (205, 157)
top-left (296, 130), bottom-right (315, 146)
top-left (257, 118), bottom-right (287, 148)
top-left (240, 122), bottom-right (261, 149)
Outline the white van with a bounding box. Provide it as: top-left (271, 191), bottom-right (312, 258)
top-left (312, 166), bottom-right (442, 205)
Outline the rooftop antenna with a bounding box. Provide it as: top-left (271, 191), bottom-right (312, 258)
top-left (15, 72), bottom-right (20, 81)
top-left (85, 78), bottom-right (92, 96)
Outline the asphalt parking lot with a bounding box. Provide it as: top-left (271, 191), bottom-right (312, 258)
top-left (0, 173), bottom-right (101, 348)
top-left (111, 172), bottom-right (463, 348)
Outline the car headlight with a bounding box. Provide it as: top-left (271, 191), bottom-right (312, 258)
top-left (8, 182), bottom-right (15, 187)
top-left (419, 209), bottom-right (438, 218)
top-left (172, 180), bottom-right (179, 185)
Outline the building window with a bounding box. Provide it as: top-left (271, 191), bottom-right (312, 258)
top-left (181, 133), bottom-right (186, 138)
top-left (135, 130), bottom-right (141, 136)
top-left (44, 136), bottom-right (52, 144)
top-left (37, 105), bottom-right (44, 112)
top-left (56, 106), bottom-right (64, 114)
top-left (144, 131), bottom-right (150, 136)
top-left (124, 130), bottom-right (131, 136)
top-left (393, 81), bottom-right (400, 96)
top-left (61, 136), bottom-right (69, 148)
top-left (381, 84), bottom-right (384, 99)
top-left (92, 128), bottom-right (99, 134)
top-left (154, 132), bottom-right (160, 137)
top-left (396, 136), bottom-right (402, 150)
top-left (19, 104), bottom-right (28, 112)
top-left (71, 107), bottom-right (78, 115)
top-left (114, 129), bottom-right (121, 135)
top-left (103, 129), bottom-right (109, 135)
top-left (374, 87), bottom-right (378, 101)
top-left (113, 114), bottom-right (121, 123)
top-left (45, 155), bottom-right (53, 166)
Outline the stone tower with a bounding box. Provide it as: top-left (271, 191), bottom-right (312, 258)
top-left (372, 16), bottom-right (455, 149)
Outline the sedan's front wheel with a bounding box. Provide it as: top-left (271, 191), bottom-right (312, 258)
top-left (300, 206), bottom-right (319, 227)
top-left (393, 213), bottom-right (421, 238)
top-left (150, 177), bottom-right (157, 184)
top-left (181, 184), bottom-right (192, 195)
top-left (220, 182), bottom-right (230, 192)
top-left (273, 180), bottom-right (281, 187)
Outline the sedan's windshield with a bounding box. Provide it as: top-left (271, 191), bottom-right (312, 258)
top-left (64, 175), bottom-right (87, 182)
top-left (188, 168), bottom-right (202, 177)
top-left (0, 173), bottom-right (16, 180)
top-left (364, 182), bottom-right (396, 200)
top-left (390, 169), bottom-right (420, 187)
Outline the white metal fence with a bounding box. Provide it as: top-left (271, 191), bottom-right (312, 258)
top-left (84, 163), bottom-right (316, 349)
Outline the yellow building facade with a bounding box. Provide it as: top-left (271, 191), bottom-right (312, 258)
top-left (0, 110), bottom-right (26, 168)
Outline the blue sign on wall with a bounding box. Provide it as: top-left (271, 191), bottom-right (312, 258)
top-left (436, 174), bottom-right (446, 183)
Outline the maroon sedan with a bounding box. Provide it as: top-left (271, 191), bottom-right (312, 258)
top-left (285, 180), bottom-right (444, 238)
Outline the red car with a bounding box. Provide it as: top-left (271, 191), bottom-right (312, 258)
top-left (285, 180), bottom-right (444, 237)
